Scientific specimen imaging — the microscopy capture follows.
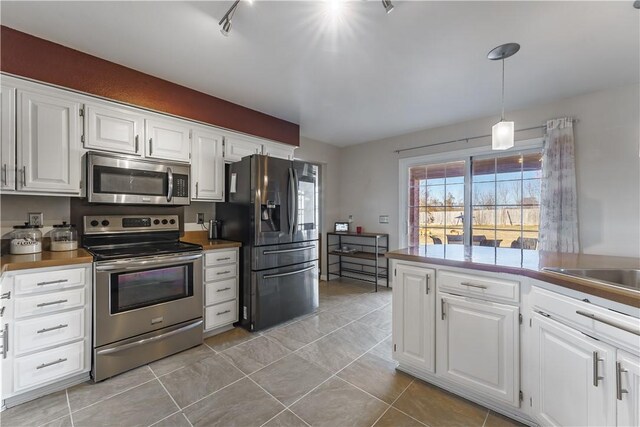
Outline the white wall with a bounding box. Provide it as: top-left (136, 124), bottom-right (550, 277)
top-left (0, 195), bottom-right (71, 239)
top-left (337, 83), bottom-right (640, 258)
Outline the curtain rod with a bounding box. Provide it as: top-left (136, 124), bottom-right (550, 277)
top-left (394, 120), bottom-right (579, 154)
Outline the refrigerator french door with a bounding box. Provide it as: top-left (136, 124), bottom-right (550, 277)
top-left (220, 155), bottom-right (320, 331)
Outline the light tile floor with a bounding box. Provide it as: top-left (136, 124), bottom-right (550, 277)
top-left (1, 279), bottom-right (525, 427)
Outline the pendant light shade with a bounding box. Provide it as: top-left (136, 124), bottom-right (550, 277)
top-left (492, 120), bottom-right (514, 150)
top-left (488, 43), bottom-right (520, 151)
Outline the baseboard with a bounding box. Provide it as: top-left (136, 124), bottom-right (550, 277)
top-left (320, 274), bottom-right (327, 281)
top-left (203, 323), bottom-right (235, 338)
top-left (2, 372), bottom-right (90, 410)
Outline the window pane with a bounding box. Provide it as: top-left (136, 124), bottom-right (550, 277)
top-left (427, 228), bottom-right (446, 245)
top-left (445, 184), bottom-right (465, 207)
top-left (473, 181), bottom-right (495, 206)
top-left (496, 155), bottom-right (522, 181)
top-left (473, 207), bottom-right (495, 229)
top-left (445, 228), bottom-right (464, 245)
top-left (496, 206), bottom-right (522, 229)
top-left (472, 158), bottom-right (495, 182)
top-left (426, 164), bottom-right (446, 185)
top-left (522, 179), bottom-right (541, 205)
top-left (426, 185), bottom-right (445, 206)
top-left (496, 180), bottom-right (521, 205)
top-left (445, 161), bottom-right (465, 184)
top-left (522, 152), bottom-right (543, 179)
top-left (498, 230), bottom-right (522, 248)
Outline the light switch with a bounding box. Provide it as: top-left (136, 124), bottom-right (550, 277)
top-left (379, 215), bottom-right (389, 224)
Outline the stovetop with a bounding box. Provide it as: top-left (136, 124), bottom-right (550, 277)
top-left (86, 241), bottom-right (202, 261)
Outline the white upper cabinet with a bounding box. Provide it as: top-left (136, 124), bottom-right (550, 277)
top-left (1, 84), bottom-right (16, 192)
top-left (16, 89), bottom-right (82, 194)
top-left (393, 264), bottom-right (436, 372)
top-left (145, 118), bottom-right (191, 163)
top-left (223, 135), bottom-right (263, 163)
top-left (531, 313), bottom-right (616, 427)
top-left (84, 103), bottom-right (144, 156)
top-left (263, 140), bottom-right (296, 160)
top-left (436, 293), bottom-right (520, 406)
top-left (191, 128), bottom-right (224, 201)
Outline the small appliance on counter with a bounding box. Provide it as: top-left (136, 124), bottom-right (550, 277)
top-left (208, 219), bottom-right (223, 240)
top-left (50, 221), bottom-right (78, 251)
top-left (10, 223), bottom-right (42, 254)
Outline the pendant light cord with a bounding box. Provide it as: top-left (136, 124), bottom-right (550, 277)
top-left (501, 58), bottom-right (505, 122)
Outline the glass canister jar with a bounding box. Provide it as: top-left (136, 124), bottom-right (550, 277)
top-left (50, 222), bottom-right (78, 251)
top-left (10, 223), bottom-right (43, 254)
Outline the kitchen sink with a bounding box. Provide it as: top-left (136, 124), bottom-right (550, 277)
top-left (543, 268), bottom-right (640, 292)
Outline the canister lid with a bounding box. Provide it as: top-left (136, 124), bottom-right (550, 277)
top-left (53, 221), bottom-right (76, 228)
top-left (13, 222), bottom-right (41, 229)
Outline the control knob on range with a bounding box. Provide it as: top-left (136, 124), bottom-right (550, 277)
top-left (101, 220), bottom-right (110, 227)
top-left (90, 220), bottom-right (99, 227)
top-left (161, 219), bottom-right (168, 225)
top-left (169, 219), bottom-right (176, 225)
top-left (153, 219), bottom-right (160, 225)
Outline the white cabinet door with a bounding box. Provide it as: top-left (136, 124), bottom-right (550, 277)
top-left (617, 349), bottom-right (640, 427)
top-left (393, 264), bottom-right (435, 372)
top-left (263, 141), bottom-right (296, 160)
top-left (191, 129), bottom-right (224, 201)
top-left (223, 135), bottom-right (262, 163)
top-left (531, 313), bottom-right (616, 427)
top-left (1, 84), bottom-right (16, 191)
top-left (145, 118), bottom-right (191, 163)
top-left (17, 90), bottom-right (81, 194)
top-left (84, 103), bottom-right (144, 155)
top-left (436, 293), bottom-right (519, 406)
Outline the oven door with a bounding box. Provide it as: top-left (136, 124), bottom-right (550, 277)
top-left (94, 252), bottom-right (203, 347)
top-left (87, 152), bottom-right (190, 205)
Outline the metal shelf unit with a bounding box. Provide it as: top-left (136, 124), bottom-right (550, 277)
top-left (326, 232), bottom-right (389, 292)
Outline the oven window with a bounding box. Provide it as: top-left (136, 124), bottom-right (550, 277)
top-left (111, 264), bottom-right (193, 313)
top-left (94, 166), bottom-right (167, 196)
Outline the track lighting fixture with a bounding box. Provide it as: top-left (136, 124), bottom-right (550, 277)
top-left (382, 0), bottom-right (394, 14)
top-left (219, 0), bottom-right (240, 37)
top-left (487, 43), bottom-right (520, 150)
top-left (634, 0), bottom-right (640, 9)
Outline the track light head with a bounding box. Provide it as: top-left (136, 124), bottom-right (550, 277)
top-left (382, 0), bottom-right (394, 14)
top-left (634, 0), bottom-right (640, 9)
top-left (220, 18), bottom-right (232, 37)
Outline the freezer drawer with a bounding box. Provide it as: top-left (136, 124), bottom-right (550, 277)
top-left (253, 241), bottom-right (318, 271)
top-left (251, 260), bottom-right (319, 331)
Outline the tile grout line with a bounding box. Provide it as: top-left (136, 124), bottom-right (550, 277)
top-left (379, 379), bottom-right (435, 427)
top-left (481, 409), bottom-right (490, 427)
top-left (149, 365), bottom-right (182, 413)
top-left (367, 378), bottom-right (416, 427)
top-left (68, 374), bottom-right (160, 415)
top-left (65, 389), bottom-right (75, 427)
top-left (147, 409), bottom-right (181, 427)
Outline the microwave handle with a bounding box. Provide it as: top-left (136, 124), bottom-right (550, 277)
top-left (167, 167), bottom-right (173, 202)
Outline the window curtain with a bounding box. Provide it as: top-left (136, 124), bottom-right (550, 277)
top-left (539, 117), bottom-right (579, 252)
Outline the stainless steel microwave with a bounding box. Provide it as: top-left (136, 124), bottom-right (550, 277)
top-left (86, 152), bottom-right (190, 205)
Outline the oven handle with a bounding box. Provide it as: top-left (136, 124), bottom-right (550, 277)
top-left (95, 252), bottom-right (202, 271)
top-left (96, 320), bottom-right (203, 356)
top-left (263, 265), bottom-right (315, 280)
top-left (167, 167), bottom-right (174, 202)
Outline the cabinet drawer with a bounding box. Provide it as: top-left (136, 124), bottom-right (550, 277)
top-left (14, 268), bottom-right (86, 295)
top-left (206, 278), bottom-right (237, 306)
top-left (14, 340), bottom-right (85, 393)
top-left (205, 250), bottom-right (237, 267)
top-left (205, 300), bottom-right (237, 330)
top-left (14, 288), bottom-right (86, 319)
top-left (438, 270), bottom-right (519, 303)
top-left (14, 309), bottom-right (85, 355)
top-left (531, 286), bottom-right (640, 353)
top-left (205, 265), bottom-right (237, 282)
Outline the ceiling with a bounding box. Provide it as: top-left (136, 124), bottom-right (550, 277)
top-left (1, 1), bottom-right (638, 146)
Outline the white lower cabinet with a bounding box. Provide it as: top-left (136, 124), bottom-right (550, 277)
top-left (436, 293), bottom-right (520, 406)
top-left (1, 264), bottom-right (92, 408)
top-left (530, 312), bottom-right (616, 426)
top-left (392, 264), bottom-right (435, 372)
top-left (203, 248), bottom-right (239, 334)
top-left (617, 350), bottom-right (640, 427)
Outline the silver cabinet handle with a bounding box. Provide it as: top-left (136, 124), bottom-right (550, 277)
top-left (149, 137), bottom-right (153, 155)
top-left (195, 182), bottom-right (199, 199)
top-left (2, 164), bottom-right (6, 185)
top-left (167, 167), bottom-right (173, 202)
top-left (217, 309), bottom-right (231, 316)
top-left (263, 245), bottom-right (316, 255)
top-left (1, 323), bottom-right (8, 359)
top-left (135, 135), bottom-right (139, 153)
top-left (216, 270), bottom-right (231, 275)
top-left (216, 287), bottom-right (231, 292)
top-left (37, 324), bottom-right (68, 334)
top-left (21, 166), bottom-right (26, 186)
top-left (593, 351), bottom-right (604, 387)
top-left (36, 299), bottom-right (69, 308)
top-left (36, 358), bottom-right (67, 370)
top-left (216, 257), bottom-right (231, 261)
top-left (37, 279), bottom-right (68, 287)
top-left (441, 298), bottom-right (446, 320)
top-left (460, 282), bottom-right (488, 289)
top-left (426, 274), bottom-right (430, 295)
top-left (576, 310), bottom-right (640, 336)
top-left (0, 307), bottom-right (4, 317)
top-left (616, 362), bottom-right (629, 400)
top-left (263, 265), bottom-right (314, 280)
top-left (0, 292), bottom-right (10, 300)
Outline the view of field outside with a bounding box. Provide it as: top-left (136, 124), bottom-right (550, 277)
top-left (408, 152), bottom-right (542, 248)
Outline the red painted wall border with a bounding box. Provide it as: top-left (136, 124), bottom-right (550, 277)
top-left (0, 26), bottom-right (299, 146)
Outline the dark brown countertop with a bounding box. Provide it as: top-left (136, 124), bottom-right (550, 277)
top-left (0, 249), bottom-right (94, 274)
top-left (385, 246), bottom-right (640, 308)
top-left (181, 231), bottom-right (242, 251)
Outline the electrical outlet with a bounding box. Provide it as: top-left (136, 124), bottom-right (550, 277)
top-left (379, 215), bottom-right (389, 224)
top-left (197, 213), bottom-right (205, 224)
top-left (28, 212), bottom-right (43, 227)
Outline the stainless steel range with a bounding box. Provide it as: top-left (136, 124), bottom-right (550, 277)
top-left (83, 214), bottom-right (203, 381)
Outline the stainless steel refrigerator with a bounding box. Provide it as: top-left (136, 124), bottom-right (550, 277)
top-left (216, 155), bottom-right (319, 331)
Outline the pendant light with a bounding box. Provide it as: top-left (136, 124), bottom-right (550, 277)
top-left (488, 43), bottom-right (520, 150)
